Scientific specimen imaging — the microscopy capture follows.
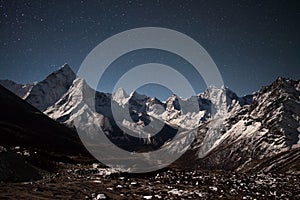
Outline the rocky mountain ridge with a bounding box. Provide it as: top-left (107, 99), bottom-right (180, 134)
top-left (1, 64), bottom-right (299, 173)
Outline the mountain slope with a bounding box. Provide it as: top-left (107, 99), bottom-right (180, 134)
top-left (24, 64), bottom-right (76, 111)
top-left (0, 79), bottom-right (33, 99)
top-left (0, 65), bottom-right (252, 131)
top-left (1, 65), bottom-right (299, 173)
top-left (173, 77), bottom-right (300, 173)
top-left (0, 84), bottom-right (89, 157)
top-left (44, 78), bottom-right (179, 153)
top-left (0, 64), bottom-right (76, 111)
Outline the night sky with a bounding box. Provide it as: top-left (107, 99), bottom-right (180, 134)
top-left (0, 0), bottom-right (299, 100)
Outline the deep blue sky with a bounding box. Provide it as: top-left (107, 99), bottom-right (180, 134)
top-left (0, 0), bottom-right (299, 100)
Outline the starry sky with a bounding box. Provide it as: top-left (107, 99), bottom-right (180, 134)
top-left (0, 0), bottom-right (299, 100)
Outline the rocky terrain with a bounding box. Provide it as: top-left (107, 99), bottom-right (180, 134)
top-left (172, 77), bottom-right (300, 174)
top-left (0, 64), bottom-right (299, 199)
top-left (1, 163), bottom-right (300, 199)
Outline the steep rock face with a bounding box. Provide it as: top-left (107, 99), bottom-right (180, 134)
top-left (1, 65), bottom-right (251, 132)
top-left (0, 65), bottom-right (255, 156)
top-left (156, 87), bottom-right (253, 130)
top-left (179, 78), bottom-right (300, 172)
top-left (44, 78), bottom-right (109, 125)
top-left (112, 88), bottom-right (129, 106)
top-left (0, 64), bottom-right (76, 111)
top-left (250, 78), bottom-right (300, 148)
top-left (2, 65), bottom-right (299, 173)
top-left (0, 64), bottom-right (76, 112)
top-left (44, 78), bottom-right (178, 152)
top-left (24, 64), bottom-right (76, 111)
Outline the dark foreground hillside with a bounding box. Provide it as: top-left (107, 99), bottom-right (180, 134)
top-left (0, 84), bottom-right (90, 156)
top-left (0, 85), bottom-right (94, 182)
top-left (0, 82), bottom-right (300, 199)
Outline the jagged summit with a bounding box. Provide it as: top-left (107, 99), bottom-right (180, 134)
top-left (45, 63), bottom-right (76, 81)
top-left (22, 64), bottom-right (77, 111)
top-left (266, 76), bottom-right (299, 92)
top-left (173, 76), bottom-right (300, 172)
top-left (113, 87), bottom-right (128, 97)
top-left (0, 64), bottom-right (77, 105)
top-left (0, 64), bottom-right (300, 174)
top-left (129, 91), bottom-right (148, 100)
top-left (59, 63), bottom-right (72, 70)
top-left (112, 88), bottom-right (129, 106)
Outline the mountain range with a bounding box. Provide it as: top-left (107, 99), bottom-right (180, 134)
top-left (1, 64), bottom-right (299, 175)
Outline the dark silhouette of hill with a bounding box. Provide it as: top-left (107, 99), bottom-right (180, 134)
top-left (0, 84), bottom-right (91, 159)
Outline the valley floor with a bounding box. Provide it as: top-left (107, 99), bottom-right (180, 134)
top-left (0, 164), bottom-right (299, 200)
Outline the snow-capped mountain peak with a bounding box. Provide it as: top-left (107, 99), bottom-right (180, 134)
top-left (0, 63), bottom-right (77, 111)
top-left (1, 65), bottom-right (299, 174)
top-left (24, 64), bottom-right (77, 111)
top-left (178, 77), bottom-right (300, 172)
top-left (112, 88), bottom-right (129, 106)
